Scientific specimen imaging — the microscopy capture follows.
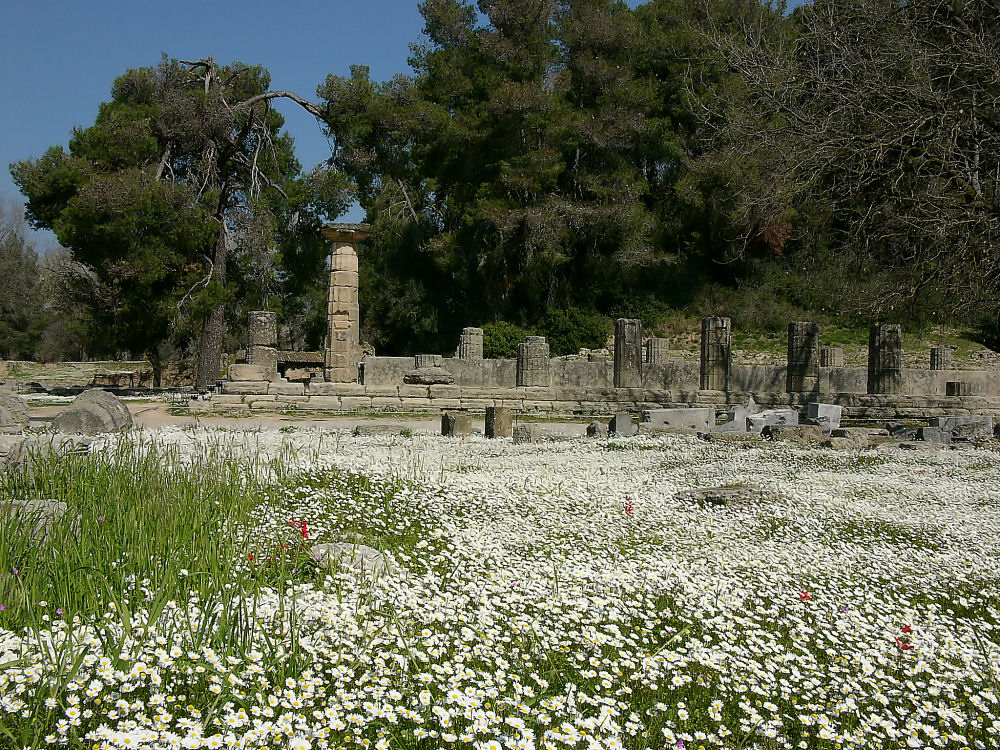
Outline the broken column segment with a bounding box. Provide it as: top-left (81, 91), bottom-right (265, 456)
top-left (645, 337), bottom-right (669, 365)
top-left (517, 336), bottom-right (551, 387)
top-left (700, 317), bottom-right (731, 391)
top-left (820, 347), bottom-right (844, 368)
top-left (614, 318), bottom-right (643, 388)
top-left (786, 321), bottom-right (820, 393)
top-left (456, 327), bottom-right (484, 360)
top-left (930, 346), bottom-right (953, 371)
top-left (867, 323), bottom-right (902, 394)
top-left (323, 223), bottom-right (369, 383)
top-left (485, 406), bottom-right (513, 438)
top-left (247, 310), bottom-right (279, 381)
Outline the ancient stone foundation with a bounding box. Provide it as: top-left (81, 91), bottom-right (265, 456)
top-left (614, 318), bottom-right (643, 388)
top-left (700, 317), bottom-right (731, 391)
top-left (868, 324), bottom-right (903, 395)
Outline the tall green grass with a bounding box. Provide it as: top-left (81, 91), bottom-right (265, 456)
top-left (0, 438), bottom-right (290, 637)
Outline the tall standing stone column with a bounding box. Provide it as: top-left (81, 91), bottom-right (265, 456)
top-left (614, 318), bottom-right (643, 388)
top-left (247, 311), bottom-right (278, 380)
top-left (786, 321), bottom-right (820, 393)
top-left (322, 223), bottom-right (370, 383)
top-left (645, 337), bottom-right (669, 364)
top-left (700, 317), bottom-right (731, 391)
top-left (930, 346), bottom-right (953, 371)
top-left (516, 336), bottom-right (551, 387)
top-left (867, 323), bottom-right (903, 394)
top-left (457, 327), bottom-right (484, 360)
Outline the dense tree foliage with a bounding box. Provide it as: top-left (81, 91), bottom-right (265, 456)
top-left (317, 0), bottom-right (795, 352)
top-left (0, 200), bottom-right (46, 360)
top-left (12, 57), bottom-right (348, 383)
top-left (9, 1), bottom-right (999, 367)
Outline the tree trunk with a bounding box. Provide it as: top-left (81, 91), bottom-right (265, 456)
top-left (195, 221), bottom-right (228, 389)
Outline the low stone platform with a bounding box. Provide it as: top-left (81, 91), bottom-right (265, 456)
top-left (192, 382), bottom-right (1000, 421)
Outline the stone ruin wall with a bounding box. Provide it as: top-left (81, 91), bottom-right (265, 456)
top-left (212, 223), bottom-right (1000, 419)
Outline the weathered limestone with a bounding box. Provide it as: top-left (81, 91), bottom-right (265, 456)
top-left (513, 424), bottom-right (544, 444)
top-left (645, 337), bottom-right (670, 365)
top-left (228, 364), bottom-right (266, 381)
top-left (517, 336), bottom-right (551, 387)
top-left (246, 311), bottom-right (279, 381)
top-left (805, 402), bottom-right (842, 434)
top-left (247, 346), bottom-right (279, 381)
top-left (946, 381), bottom-right (972, 397)
top-left (700, 317), bottom-right (731, 391)
top-left (441, 411), bottom-right (473, 437)
top-left (714, 396), bottom-right (758, 433)
top-left (762, 424), bottom-right (824, 445)
top-left (641, 407), bottom-right (713, 432)
top-left (820, 347), bottom-right (844, 368)
top-left (53, 389), bottom-right (133, 434)
top-left (786, 321), bottom-right (820, 393)
top-left (586, 420), bottom-right (608, 438)
top-left (917, 427), bottom-right (952, 445)
top-left (930, 414), bottom-right (993, 435)
top-left (485, 406), bottom-right (513, 438)
top-left (457, 328), bottom-right (484, 360)
top-left (323, 223), bottom-right (369, 382)
top-left (608, 414), bottom-right (637, 437)
top-left (867, 324), bottom-right (903, 395)
top-left (415, 354), bottom-right (442, 368)
top-left (0, 389), bottom-right (29, 434)
top-left (248, 311), bottom-right (277, 347)
top-left (747, 409), bottom-right (799, 434)
top-left (404, 354), bottom-right (455, 385)
top-left (930, 346), bottom-right (953, 371)
top-left (614, 318), bottom-right (643, 389)
top-left (268, 381), bottom-right (306, 396)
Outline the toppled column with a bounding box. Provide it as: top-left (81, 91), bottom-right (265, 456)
top-left (247, 310), bottom-right (278, 380)
top-left (323, 223), bottom-right (370, 382)
top-left (645, 337), bottom-right (669, 364)
top-left (700, 317), bottom-right (731, 391)
top-left (516, 336), bottom-right (551, 387)
top-left (456, 327), bottom-right (484, 360)
top-left (786, 321), bottom-right (820, 393)
top-left (867, 323), bottom-right (902, 394)
top-left (614, 318), bottom-right (643, 388)
top-left (930, 346), bottom-right (953, 371)
top-left (820, 347), bottom-right (844, 368)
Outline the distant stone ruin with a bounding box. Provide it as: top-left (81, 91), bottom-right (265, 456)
top-left (203, 222), bottom-right (1000, 423)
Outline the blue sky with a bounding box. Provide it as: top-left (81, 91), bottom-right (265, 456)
top-left (1, 0), bottom-right (808, 244)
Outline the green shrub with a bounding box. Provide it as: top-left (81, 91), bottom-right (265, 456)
top-left (537, 307), bottom-right (610, 356)
top-left (482, 320), bottom-right (531, 359)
